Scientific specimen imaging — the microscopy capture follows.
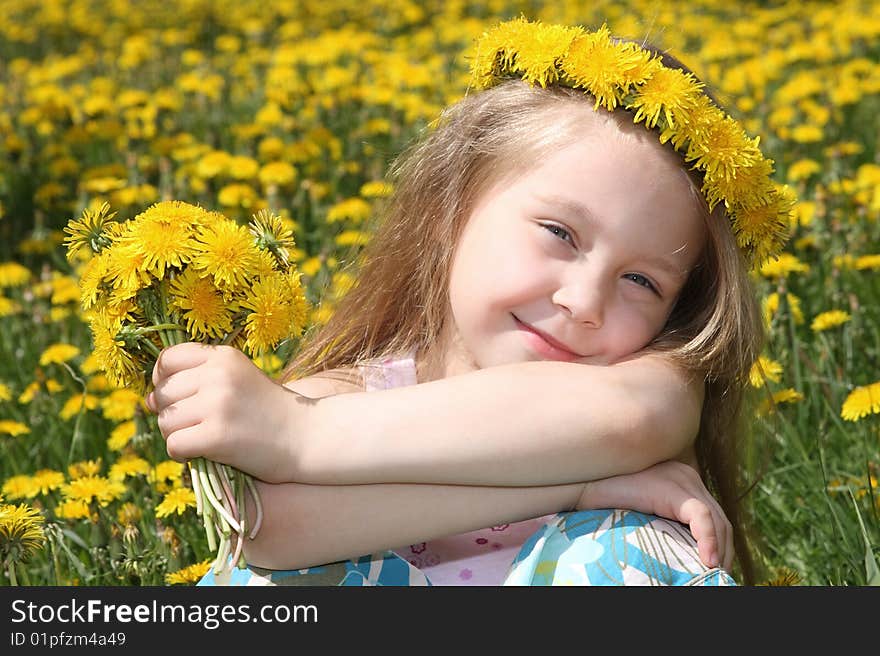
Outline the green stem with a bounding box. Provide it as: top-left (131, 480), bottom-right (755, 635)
top-left (7, 561), bottom-right (17, 586)
top-left (139, 338), bottom-right (163, 359)
top-left (18, 565), bottom-right (32, 586)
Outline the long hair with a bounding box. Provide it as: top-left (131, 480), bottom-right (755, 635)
top-left (281, 72), bottom-right (765, 583)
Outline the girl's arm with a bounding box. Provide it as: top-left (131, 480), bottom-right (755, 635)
top-left (243, 478), bottom-right (583, 570)
top-left (297, 354), bottom-right (703, 487)
top-left (246, 373), bottom-right (728, 571)
top-left (148, 344), bottom-right (702, 487)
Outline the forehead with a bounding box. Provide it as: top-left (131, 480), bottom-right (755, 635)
top-left (499, 110), bottom-right (703, 248)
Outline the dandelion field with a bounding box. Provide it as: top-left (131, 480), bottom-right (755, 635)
top-left (1, 0), bottom-right (879, 586)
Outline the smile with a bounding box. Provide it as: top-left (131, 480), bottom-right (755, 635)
top-left (513, 316), bottom-right (581, 362)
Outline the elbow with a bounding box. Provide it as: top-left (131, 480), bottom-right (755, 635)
top-left (626, 387), bottom-right (703, 470)
top-left (241, 480), bottom-right (308, 570)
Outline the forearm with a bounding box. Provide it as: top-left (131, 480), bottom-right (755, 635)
top-left (243, 478), bottom-right (582, 570)
top-left (296, 356), bottom-right (702, 487)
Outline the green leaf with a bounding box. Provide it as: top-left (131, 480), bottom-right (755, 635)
top-left (848, 488), bottom-right (880, 585)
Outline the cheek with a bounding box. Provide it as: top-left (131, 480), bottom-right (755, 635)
top-left (607, 304), bottom-right (667, 352)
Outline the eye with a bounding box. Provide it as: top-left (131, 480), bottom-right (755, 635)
top-left (623, 272), bottom-right (658, 294)
top-left (540, 222), bottom-right (575, 246)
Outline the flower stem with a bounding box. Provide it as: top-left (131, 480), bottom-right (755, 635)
top-left (7, 562), bottom-right (18, 586)
top-left (245, 475), bottom-right (263, 539)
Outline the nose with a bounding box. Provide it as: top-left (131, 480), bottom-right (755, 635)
top-left (551, 276), bottom-right (605, 328)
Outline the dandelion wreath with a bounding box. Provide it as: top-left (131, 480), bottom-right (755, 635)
top-left (64, 200), bottom-right (310, 573)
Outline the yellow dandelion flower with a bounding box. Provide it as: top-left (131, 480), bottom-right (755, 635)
top-left (686, 116), bottom-right (763, 184)
top-left (326, 198), bottom-right (372, 223)
top-left (2, 475), bottom-right (37, 500)
top-left (104, 242), bottom-right (153, 301)
top-left (240, 274), bottom-right (301, 355)
top-left (77, 251), bottom-right (111, 311)
top-left (155, 487), bottom-right (197, 518)
top-left (790, 124), bottom-right (823, 143)
top-left (0, 420), bottom-right (30, 437)
top-left (758, 388), bottom-right (804, 415)
top-left (250, 209), bottom-right (296, 268)
top-left (30, 469), bottom-right (65, 496)
top-left (117, 201), bottom-right (203, 278)
top-left (68, 459), bottom-right (103, 480)
top-left (149, 460), bottom-right (184, 493)
top-left (228, 155), bottom-right (260, 180)
top-left (87, 311), bottom-right (143, 390)
top-left (703, 157), bottom-right (776, 212)
top-left (749, 356), bottom-right (783, 388)
top-left (191, 218), bottom-right (260, 291)
top-left (841, 382), bottom-right (880, 422)
top-left (335, 230), bottom-right (371, 247)
top-left (63, 201), bottom-right (117, 260)
top-left (50, 275), bottom-right (81, 306)
top-left (359, 181), bottom-right (393, 198)
top-left (195, 150), bottom-right (231, 179)
top-left (0, 503), bottom-right (46, 563)
top-left (108, 420), bottom-right (136, 451)
top-left (510, 22), bottom-right (581, 88)
top-left (811, 310), bottom-right (851, 332)
top-left (101, 389), bottom-right (141, 421)
top-left (18, 382), bottom-right (39, 405)
top-left (759, 253), bottom-right (810, 278)
top-left (165, 558), bottom-right (212, 585)
top-left (168, 268), bottom-right (235, 340)
top-left (763, 292), bottom-right (804, 328)
top-left (855, 255), bottom-right (880, 271)
top-left (109, 454), bottom-right (150, 482)
top-left (258, 161), bottom-right (297, 188)
top-left (117, 502), bottom-right (142, 526)
top-left (61, 475), bottom-right (125, 506)
top-left (561, 28), bottom-right (656, 110)
top-left (86, 374), bottom-right (111, 393)
top-left (300, 256), bottom-right (322, 277)
top-left (0, 262), bottom-right (32, 288)
top-left (39, 343), bottom-right (81, 366)
top-left (55, 498), bottom-right (92, 520)
top-left (631, 66), bottom-right (704, 130)
top-left (0, 295), bottom-right (21, 317)
top-left (787, 159), bottom-right (821, 182)
top-left (758, 568), bottom-right (801, 586)
top-left (218, 183), bottom-right (258, 208)
top-left (80, 352), bottom-right (103, 376)
top-left (0, 383), bottom-right (10, 402)
top-left (59, 393), bottom-right (100, 421)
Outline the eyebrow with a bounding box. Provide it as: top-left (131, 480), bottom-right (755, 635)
top-left (535, 193), bottom-right (691, 279)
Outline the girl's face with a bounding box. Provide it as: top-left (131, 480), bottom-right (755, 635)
top-left (441, 114), bottom-right (706, 375)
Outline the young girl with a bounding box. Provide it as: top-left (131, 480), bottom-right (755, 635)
top-left (147, 19), bottom-right (791, 586)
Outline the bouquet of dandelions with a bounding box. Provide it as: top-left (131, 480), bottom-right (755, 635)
top-left (64, 200), bottom-right (309, 573)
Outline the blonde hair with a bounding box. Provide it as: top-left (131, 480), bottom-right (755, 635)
top-left (281, 78), bottom-right (764, 583)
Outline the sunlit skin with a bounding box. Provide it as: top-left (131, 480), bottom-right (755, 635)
top-left (428, 111), bottom-right (706, 380)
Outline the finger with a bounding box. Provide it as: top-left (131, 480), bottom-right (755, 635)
top-left (678, 498), bottom-right (718, 568)
top-left (699, 492), bottom-right (732, 572)
top-left (164, 422), bottom-right (212, 462)
top-left (152, 342), bottom-right (215, 386)
top-left (151, 370), bottom-right (202, 411)
top-left (156, 398), bottom-right (206, 441)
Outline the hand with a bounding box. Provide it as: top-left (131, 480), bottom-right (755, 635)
top-left (576, 461), bottom-right (733, 572)
top-left (144, 343), bottom-right (304, 483)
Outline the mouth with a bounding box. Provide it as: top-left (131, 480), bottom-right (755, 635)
top-left (513, 316), bottom-right (581, 361)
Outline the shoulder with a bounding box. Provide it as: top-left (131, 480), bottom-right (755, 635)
top-left (282, 367), bottom-right (365, 399)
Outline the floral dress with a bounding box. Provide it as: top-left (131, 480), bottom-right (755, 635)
top-left (197, 354), bottom-right (736, 587)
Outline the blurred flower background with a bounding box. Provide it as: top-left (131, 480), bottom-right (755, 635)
top-left (0, 0), bottom-right (879, 585)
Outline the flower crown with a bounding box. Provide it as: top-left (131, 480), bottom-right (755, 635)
top-left (469, 18), bottom-right (795, 265)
